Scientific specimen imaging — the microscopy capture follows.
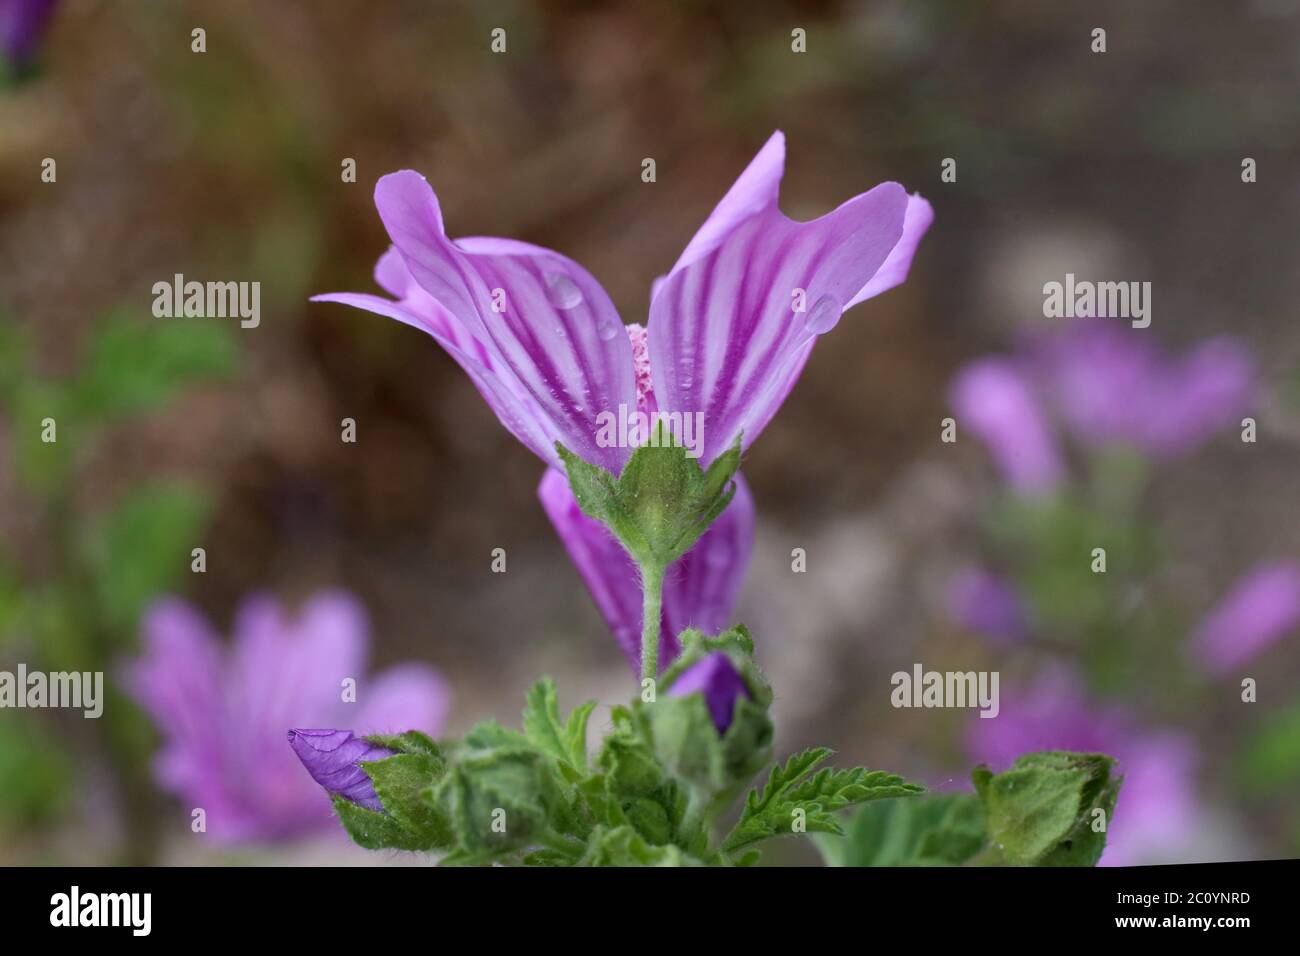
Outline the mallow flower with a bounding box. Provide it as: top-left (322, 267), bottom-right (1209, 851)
top-left (286, 729), bottom-right (393, 812)
top-left (312, 131), bottom-right (932, 474)
top-left (1189, 559), bottom-right (1300, 676)
top-left (122, 591), bottom-right (450, 844)
top-left (538, 467), bottom-right (754, 674)
top-left (1030, 321), bottom-right (1254, 460)
top-left (966, 668), bottom-right (1200, 866)
top-left (667, 651), bottom-right (751, 734)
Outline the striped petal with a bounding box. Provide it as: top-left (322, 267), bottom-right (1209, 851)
top-left (372, 171), bottom-right (637, 473)
top-left (648, 131), bottom-right (928, 465)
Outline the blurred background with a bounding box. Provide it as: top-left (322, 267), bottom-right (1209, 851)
top-left (2, 0), bottom-right (1299, 865)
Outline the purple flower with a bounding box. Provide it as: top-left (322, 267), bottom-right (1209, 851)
top-left (668, 652), bottom-right (750, 733)
top-left (1190, 560), bottom-right (1300, 675)
top-left (538, 467), bottom-right (754, 675)
top-left (966, 669), bottom-right (1200, 866)
top-left (1033, 322), bottom-right (1254, 460)
top-left (949, 358), bottom-right (1064, 495)
top-left (0, 0), bottom-right (58, 66)
top-left (945, 567), bottom-right (1028, 644)
top-left (286, 729), bottom-right (392, 812)
top-left (313, 132), bottom-right (931, 472)
top-left (122, 591), bottom-right (450, 844)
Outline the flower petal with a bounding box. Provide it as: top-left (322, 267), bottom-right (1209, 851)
top-left (1190, 560), bottom-right (1300, 675)
top-left (846, 193), bottom-right (934, 306)
top-left (950, 358), bottom-right (1064, 495)
top-left (666, 652), bottom-right (750, 733)
top-left (313, 290), bottom-right (561, 466)
top-left (286, 729), bottom-right (392, 812)
top-left (355, 664), bottom-right (453, 737)
top-left (648, 135), bottom-right (913, 464)
top-left (663, 470), bottom-right (754, 639)
top-left (373, 171), bottom-right (637, 473)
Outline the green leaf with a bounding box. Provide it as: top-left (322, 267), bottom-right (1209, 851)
top-left (71, 312), bottom-right (237, 422)
top-left (432, 745), bottom-right (561, 856)
top-left (563, 700), bottom-right (597, 774)
top-left (971, 751), bottom-right (1122, 866)
top-left (723, 748), bottom-right (924, 853)
top-left (816, 793), bottom-right (986, 867)
top-left (80, 483), bottom-right (211, 631)
top-left (555, 429), bottom-right (742, 570)
top-left (577, 825), bottom-right (704, 867)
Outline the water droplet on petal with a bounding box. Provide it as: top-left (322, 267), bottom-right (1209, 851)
top-left (804, 293), bottom-right (843, 335)
top-left (596, 315), bottom-right (621, 341)
top-left (545, 271), bottom-right (584, 310)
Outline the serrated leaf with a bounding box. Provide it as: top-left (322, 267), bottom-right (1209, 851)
top-left (563, 700), bottom-right (597, 773)
top-left (723, 748), bottom-right (924, 853)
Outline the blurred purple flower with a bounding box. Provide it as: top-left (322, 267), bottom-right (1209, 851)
top-left (1034, 322), bottom-right (1254, 460)
top-left (314, 131), bottom-right (931, 472)
top-left (1190, 560), bottom-right (1300, 675)
top-left (286, 729), bottom-right (392, 812)
top-left (949, 358), bottom-right (1064, 495)
top-left (0, 0), bottom-right (57, 66)
top-left (945, 567), bottom-right (1028, 644)
top-left (668, 652), bottom-right (750, 733)
top-left (123, 591), bottom-right (450, 844)
top-left (966, 669), bottom-right (1200, 866)
top-left (538, 467), bottom-right (754, 675)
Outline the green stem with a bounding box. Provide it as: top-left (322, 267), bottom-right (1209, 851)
top-left (640, 562), bottom-right (665, 682)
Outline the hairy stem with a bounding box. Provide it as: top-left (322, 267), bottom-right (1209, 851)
top-left (640, 562), bottom-right (665, 682)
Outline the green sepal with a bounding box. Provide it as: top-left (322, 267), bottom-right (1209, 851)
top-left (555, 428), bottom-right (742, 569)
top-left (359, 752), bottom-right (454, 850)
top-left (331, 795), bottom-right (432, 852)
top-left (971, 750), bottom-right (1122, 866)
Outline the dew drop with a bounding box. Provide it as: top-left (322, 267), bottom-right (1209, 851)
top-left (545, 271), bottom-right (584, 310)
top-left (804, 293), bottom-right (843, 335)
top-left (596, 315), bottom-right (621, 342)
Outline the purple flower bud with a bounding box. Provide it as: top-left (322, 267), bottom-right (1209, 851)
top-left (287, 729), bottom-right (393, 812)
top-left (1190, 560), bottom-right (1300, 675)
top-left (668, 652), bottom-right (750, 733)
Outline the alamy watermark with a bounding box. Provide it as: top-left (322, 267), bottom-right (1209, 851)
top-left (595, 403), bottom-right (705, 459)
top-left (152, 273), bottom-right (260, 328)
top-left (1042, 273), bottom-right (1151, 328)
top-left (0, 664), bottom-right (103, 718)
top-left (891, 663), bottom-right (999, 718)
